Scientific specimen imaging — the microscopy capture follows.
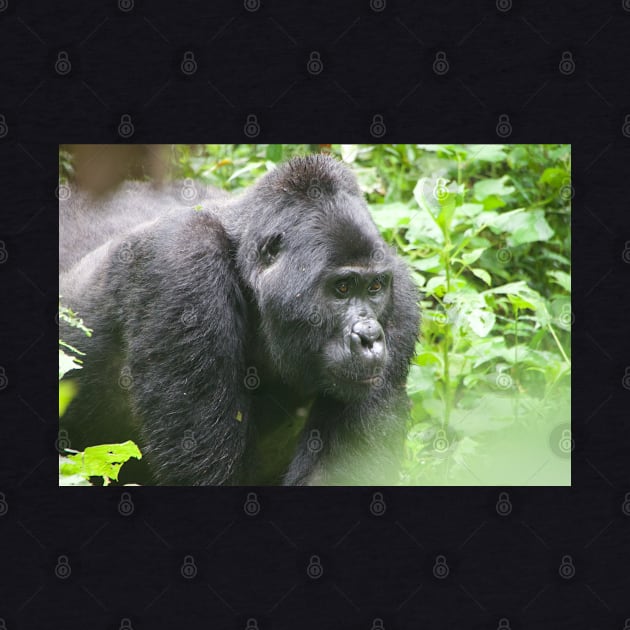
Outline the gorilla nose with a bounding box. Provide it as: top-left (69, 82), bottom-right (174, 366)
top-left (350, 320), bottom-right (386, 361)
top-left (351, 320), bottom-right (383, 346)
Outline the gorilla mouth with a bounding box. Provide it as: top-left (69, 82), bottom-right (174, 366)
top-left (354, 376), bottom-right (379, 384)
top-left (336, 373), bottom-right (380, 386)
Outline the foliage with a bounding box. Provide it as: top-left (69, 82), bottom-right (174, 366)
top-left (58, 301), bottom-right (142, 486)
top-left (59, 441), bottom-right (142, 486)
top-left (58, 302), bottom-right (91, 379)
top-left (346, 144), bottom-right (571, 485)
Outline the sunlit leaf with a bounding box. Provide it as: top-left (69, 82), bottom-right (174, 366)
top-left (471, 267), bottom-right (492, 286)
top-left (473, 175), bottom-right (515, 200)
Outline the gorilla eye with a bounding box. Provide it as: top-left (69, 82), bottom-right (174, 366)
top-left (368, 279), bottom-right (383, 293)
top-left (335, 281), bottom-right (350, 296)
top-left (260, 233), bottom-right (283, 265)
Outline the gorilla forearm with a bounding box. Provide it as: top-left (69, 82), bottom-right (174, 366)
top-left (284, 391), bottom-right (409, 486)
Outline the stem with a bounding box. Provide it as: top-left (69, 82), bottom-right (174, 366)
top-left (442, 235), bottom-right (452, 430)
top-left (513, 305), bottom-right (519, 423)
top-left (547, 322), bottom-right (571, 365)
top-left (442, 331), bottom-right (451, 429)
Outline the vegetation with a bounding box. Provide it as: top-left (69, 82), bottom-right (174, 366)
top-left (58, 304), bottom-right (142, 485)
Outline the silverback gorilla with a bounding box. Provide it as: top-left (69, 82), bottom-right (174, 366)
top-left (60, 155), bottom-right (420, 485)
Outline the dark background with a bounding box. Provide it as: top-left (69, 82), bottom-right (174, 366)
top-left (1, 1), bottom-right (629, 628)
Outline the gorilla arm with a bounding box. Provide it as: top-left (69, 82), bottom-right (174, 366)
top-left (61, 209), bottom-right (251, 485)
top-left (283, 389), bottom-right (409, 486)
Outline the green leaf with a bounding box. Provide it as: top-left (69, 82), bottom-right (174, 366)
top-left (59, 348), bottom-right (82, 379)
top-left (59, 380), bottom-right (77, 417)
top-left (468, 308), bottom-right (495, 337)
top-left (458, 203), bottom-right (484, 218)
top-left (473, 176), bottom-right (515, 201)
top-left (265, 144), bottom-right (283, 162)
top-left (417, 144), bottom-right (448, 153)
top-left (470, 145), bottom-right (507, 163)
top-left (479, 208), bottom-right (554, 246)
top-left (405, 220), bottom-right (444, 246)
top-left (407, 364), bottom-right (438, 395)
top-left (461, 248), bottom-right (486, 265)
top-left (547, 270), bottom-right (571, 293)
top-left (369, 202), bottom-right (411, 230)
top-left (59, 303), bottom-right (92, 336)
top-left (538, 167), bottom-right (568, 188)
top-left (436, 192), bottom-right (457, 235)
top-left (471, 267), bottom-right (492, 286)
top-left (508, 294), bottom-right (536, 310)
top-left (482, 195), bottom-right (507, 210)
top-left (227, 161), bottom-right (264, 182)
top-left (503, 209), bottom-right (554, 246)
top-left (64, 441), bottom-right (142, 482)
top-left (484, 281), bottom-right (549, 320)
top-left (425, 275), bottom-right (447, 296)
top-left (58, 457), bottom-right (91, 486)
top-left (411, 255), bottom-right (441, 272)
top-left (340, 144), bottom-right (359, 163)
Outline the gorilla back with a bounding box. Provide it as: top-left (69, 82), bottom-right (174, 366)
top-left (60, 155), bottom-right (420, 485)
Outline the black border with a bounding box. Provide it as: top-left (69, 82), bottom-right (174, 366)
top-left (1, 1), bottom-right (629, 628)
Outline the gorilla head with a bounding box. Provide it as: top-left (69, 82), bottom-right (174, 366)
top-left (234, 156), bottom-right (415, 402)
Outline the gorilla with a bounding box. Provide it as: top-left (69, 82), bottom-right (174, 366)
top-left (59, 154), bottom-right (420, 485)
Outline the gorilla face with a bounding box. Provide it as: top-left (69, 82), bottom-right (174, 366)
top-left (318, 265), bottom-right (391, 391)
top-left (243, 186), bottom-right (398, 401)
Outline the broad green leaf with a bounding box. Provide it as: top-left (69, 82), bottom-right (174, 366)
top-left (411, 255), bottom-right (441, 272)
top-left (471, 145), bottom-right (507, 162)
top-left (468, 308), bottom-right (495, 337)
top-left (58, 457), bottom-right (91, 486)
top-left (547, 270), bottom-right (571, 293)
top-left (355, 166), bottom-right (383, 195)
top-left (508, 294), bottom-right (536, 311)
top-left (538, 167), bottom-right (568, 188)
top-left (227, 161), bottom-right (264, 182)
top-left (503, 209), bottom-right (553, 246)
top-left (482, 194), bottom-right (507, 210)
top-left (369, 202), bottom-right (411, 230)
top-left (471, 268), bottom-right (492, 286)
top-left (485, 281), bottom-right (550, 321)
top-left (425, 275), bottom-right (447, 295)
top-left (59, 349), bottom-right (82, 380)
top-left (265, 144), bottom-right (283, 162)
top-left (461, 248), bottom-right (486, 265)
top-left (65, 441), bottom-right (142, 482)
top-left (59, 380), bottom-right (77, 417)
top-left (405, 219), bottom-right (444, 246)
top-left (407, 364), bottom-right (438, 395)
top-left (458, 203), bottom-right (484, 218)
top-left (340, 144), bottom-right (359, 163)
top-left (473, 176), bottom-right (515, 201)
top-left (436, 192), bottom-right (457, 235)
top-left (413, 350), bottom-right (444, 368)
top-left (417, 144), bottom-right (448, 153)
top-left (479, 208), bottom-right (554, 246)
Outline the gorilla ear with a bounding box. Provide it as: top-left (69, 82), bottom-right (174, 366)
top-left (260, 233), bottom-right (283, 265)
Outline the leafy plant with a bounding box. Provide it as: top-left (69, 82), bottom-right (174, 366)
top-left (58, 301), bottom-right (142, 485)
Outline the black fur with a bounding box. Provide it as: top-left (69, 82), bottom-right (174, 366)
top-left (60, 155), bottom-right (420, 485)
